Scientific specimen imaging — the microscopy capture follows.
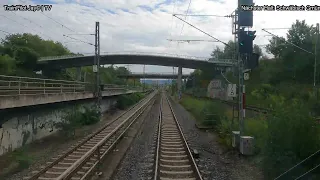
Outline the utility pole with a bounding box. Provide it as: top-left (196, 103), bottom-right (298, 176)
top-left (314, 23), bottom-right (319, 97)
top-left (94, 22), bottom-right (101, 111)
top-left (231, 10), bottom-right (238, 126)
top-left (237, 0), bottom-right (255, 136)
top-left (143, 64), bottom-right (145, 91)
top-left (233, 9), bottom-right (245, 135)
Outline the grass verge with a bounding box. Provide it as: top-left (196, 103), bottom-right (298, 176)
top-left (179, 94), bottom-right (320, 179)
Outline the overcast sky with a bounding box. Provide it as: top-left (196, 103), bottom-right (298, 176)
top-left (1, 0), bottom-right (319, 75)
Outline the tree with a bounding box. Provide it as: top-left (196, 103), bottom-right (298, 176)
top-left (264, 20), bottom-right (319, 83)
top-left (210, 41), bottom-right (235, 60)
top-left (266, 36), bottom-right (287, 59)
top-left (0, 33), bottom-right (73, 77)
top-left (253, 44), bottom-right (262, 56)
top-left (0, 55), bottom-right (16, 75)
top-left (14, 47), bottom-right (39, 70)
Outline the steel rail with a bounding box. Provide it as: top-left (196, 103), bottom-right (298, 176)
top-left (153, 95), bottom-right (162, 180)
top-left (76, 94), bottom-right (157, 180)
top-left (27, 91), bottom-right (156, 180)
top-left (56, 91), bottom-right (157, 180)
top-left (153, 92), bottom-right (202, 180)
top-left (166, 94), bottom-right (203, 180)
top-left (184, 93), bottom-right (272, 113)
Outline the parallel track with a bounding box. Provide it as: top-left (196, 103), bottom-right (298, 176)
top-left (26, 91), bottom-right (157, 180)
top-left (184, 93), bottom-right (272, 113)
top-left (153, 93), bottom-right (202, 180)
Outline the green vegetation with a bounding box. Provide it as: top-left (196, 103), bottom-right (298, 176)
top-left (183, 20), bottom-right (320, 179)
top-left (117, 93), bottom-right (145, 110)
top-left (0, 147), bottom-right (33, 179)
top-left (180, 96), bottom-right (320, 179)
top-left (180, 96), bottom-right (238, 146)
top-left (54, 105), bottom-right (100, 138)
top-left (0, 33), bottom-right (142, 87)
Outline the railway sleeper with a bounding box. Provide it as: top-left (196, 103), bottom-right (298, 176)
top-left (160, 159), bottom-right (189, 166)
top-left (161, 140), bottom-right (182, 144)
top-left (161, 150), bottom-right (186, 155)
top-left (160, 164), bottom-right (192, 171)
top-left (161, 147), bottom-right (185, 151)
top-left (160, 177), bottom-right (196, 180)
top-left (159, 169), bottom-right (194, 178)
top-left (161, 137), bottom-right (181, 141)
top-left (161, 143), bottom-right (183, 148)
top-left (38, 177), bottom-right (58, 180)
top-left (161, 154), bottom-right (188, 160)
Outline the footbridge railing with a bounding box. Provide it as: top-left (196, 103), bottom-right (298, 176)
top-left (0, 75), bottom-right (140, 96)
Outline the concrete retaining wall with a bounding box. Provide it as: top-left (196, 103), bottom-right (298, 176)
top-left (0, 89), bottom-right (139, 109)
top-left (0, 97), bottom-right (117, 155)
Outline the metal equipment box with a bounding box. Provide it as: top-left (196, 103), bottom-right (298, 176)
top-left (232, 131), bottom-right (240, 148)
top-left (240, 136), bottom-right (254, 155)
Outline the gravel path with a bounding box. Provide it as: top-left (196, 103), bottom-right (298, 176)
top-left (168, 96), bottom-right (264, 180)
top-left (111, 96), bottom-right (160, 180)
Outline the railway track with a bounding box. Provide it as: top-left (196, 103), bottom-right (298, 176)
top-left (25, 91), bottom-right (157, 180)
top-left (184, 93), bottom-right (272, 113)
top-left (153, 93), bottom-right (202, 180)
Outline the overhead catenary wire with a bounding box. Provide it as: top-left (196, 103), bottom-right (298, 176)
top-left (262, 28), bottom-right (314, 55)
top-left (294, 163), bottom-right (320, 180)
top-left (10, 11), bottom-right (61, 39)
top-left (63, 34), bottom-right (94, 46)
top-left (18, 0), bottom-right (93, 44)
top-left (174, 14), bottom-right (230, 18)
top-left (173, 14), bottom-right (230, 47)
top-left (179, 0), bottom-right (192, 36)
top-left (40, 12), bottom-right (93, 42)
top-left (165, 0), bottom-right (177, 53)
top-left (167, 39), bottom-right (219, 43)
top-left (274, 149), bottom-right (320, 180)
top-left (263, 27), bottom-right (290, 30)
top-left (0, 29), bottom-right (12, 35)
top-left (0, 14), bottom-right (53, 40)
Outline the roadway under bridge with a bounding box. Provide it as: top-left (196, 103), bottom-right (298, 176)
top-left (117, 73), bottom-right (190, 79)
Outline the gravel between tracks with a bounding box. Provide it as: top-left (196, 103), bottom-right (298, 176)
top-left (111, 96), bottom-right (160, 180)
top-left (168, 97), bottom-right (264, 180)
top-left (111, 95), bottom-right (264, 180)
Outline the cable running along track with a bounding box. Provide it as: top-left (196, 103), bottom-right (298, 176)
top-left (153, 93), bottom-right (203, 180)
top-left (26, 91), bottom-right (157, 180)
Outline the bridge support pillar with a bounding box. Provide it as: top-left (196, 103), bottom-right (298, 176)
top-left (76, 67), bottom-right (82, 81)
top-left (177, 66), bottom-right (182, 99)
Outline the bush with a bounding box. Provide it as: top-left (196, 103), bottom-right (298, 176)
top-left (262, 99), bottom-right (320, 179)
top-left (79, 105), bottom-right (100, 125)
top-left (181, 95), bottom-right (320, 179)
top-left (244, 116), bottom-right (268, 154)
top-left (180, 96), bottom-right (238, 146)
top-left (55, 105), bottom-right (100, 138)
top-left (117, 93), bottom-right (145, 110)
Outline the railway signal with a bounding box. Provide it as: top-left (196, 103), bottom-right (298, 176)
top-left (238, 0), bottom-right (254, 27)
top-left (239, 29), bottom-right (256, 54)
